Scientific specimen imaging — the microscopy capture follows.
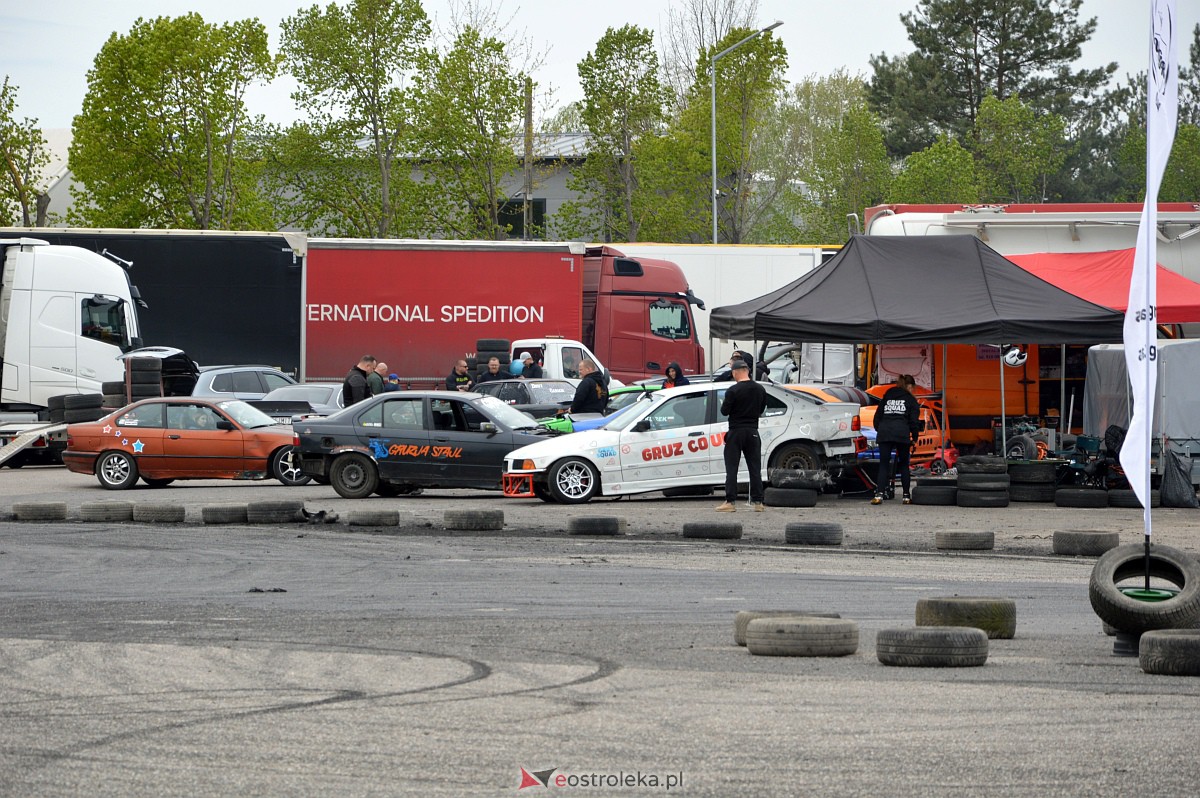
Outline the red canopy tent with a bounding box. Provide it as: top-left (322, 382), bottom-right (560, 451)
top-left (1007, 249), bottom-right (1200, 323)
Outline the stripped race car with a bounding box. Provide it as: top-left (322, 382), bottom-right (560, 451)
top-left (293, 391), bottom-right (556, 498)
top-left (537, 385), bottom-right (661, 434)
top-left (503, 383), bottom-right (863, 503)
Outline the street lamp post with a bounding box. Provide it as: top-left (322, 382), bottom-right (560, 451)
top-left (711, 21), bottom-right (783, 244)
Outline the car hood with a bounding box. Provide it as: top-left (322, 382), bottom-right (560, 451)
top-left (508, 427), bottom-right (624, 463)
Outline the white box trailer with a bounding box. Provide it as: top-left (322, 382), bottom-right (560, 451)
top-left (1084, 340), bottom-right (1200, 486)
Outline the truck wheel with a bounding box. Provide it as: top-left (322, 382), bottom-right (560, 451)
top-left (96, 450), bottom-right (138, 490)
top-left (270, 447), bottom-right (311, 486)
top-left (770, 442), bottom-right (822, 471)
top-left (548, 457), bottom-right (600, 503)
top-left (330, 453), bottom-right (379, 499)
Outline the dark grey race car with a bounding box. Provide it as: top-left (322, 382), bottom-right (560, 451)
top-left (293, 390), bottom-right (557, 499)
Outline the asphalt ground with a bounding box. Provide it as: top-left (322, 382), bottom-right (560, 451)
top-left (2, 466), bottom-right (1200, 796)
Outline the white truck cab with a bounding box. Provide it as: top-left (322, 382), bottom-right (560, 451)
top-left (509, 337), bottom-right (625, 388)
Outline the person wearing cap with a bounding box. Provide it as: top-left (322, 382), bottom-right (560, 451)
top-left (714, 349), bottom-right (756, 382)
top-left (517, 351), bottom-right (543, 379)
top-left (716, 359), bottom-right (767, 512)
top-left (383, 372), bottom-right (401, 392)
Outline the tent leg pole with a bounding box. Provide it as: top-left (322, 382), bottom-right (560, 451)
top-left (1000, 345), bottom-right (1007, 458)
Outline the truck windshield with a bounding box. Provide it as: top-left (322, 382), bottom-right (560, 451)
top-left (81, 295), bottom-right (133, 350)
top-left (649, 299), bottom-right (690, 340)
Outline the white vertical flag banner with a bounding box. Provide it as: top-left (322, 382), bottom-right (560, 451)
top-left (1122, 0), bottom-right (1178, 536)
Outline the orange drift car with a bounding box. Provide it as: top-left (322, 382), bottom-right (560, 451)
top-left (64, 397), bottom-right (308, 489)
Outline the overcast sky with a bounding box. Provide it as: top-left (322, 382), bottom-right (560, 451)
top-left (3, 0), bottom-right (1195, 130)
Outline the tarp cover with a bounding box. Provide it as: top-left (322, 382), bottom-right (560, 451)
top-left (709, 236), bottom-right (1125, 344)
top-left (1008, 249), bottom-right (1200, 323)
top-left (1083, 340), bottom-right (1200, 443)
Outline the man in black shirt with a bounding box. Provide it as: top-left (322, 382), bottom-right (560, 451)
top-left (446, 359), bottom-right (474, 392)
top-left (716, 359), bottom-right (767, 512)
top-left (570, 359), bottom-right (608, 414)
top-left (342, 354), bottom-right (376, 407)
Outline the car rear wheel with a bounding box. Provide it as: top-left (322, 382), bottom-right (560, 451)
top-left (271, 446), bottom-right (311, 486)
top-left (548, 457), bottom-right (599, 503)
top-left (96, 451), bottom-right (138, 490)
top-left (330, 452), bottom-right (379, 499)
top-left (770, 442), bottom-right (822, 471)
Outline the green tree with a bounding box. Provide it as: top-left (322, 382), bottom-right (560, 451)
top-left (411, 25), bottom-right (523, 239)
top-left (0, 77), bottom-right (50, 227)
top-left (973, 94), bottom-right (1065, 202)
top-left (69, 14), bottom-right (277, 229)
top-left (799, 104), bottom-right (892, 243)
top-left (554, 25), bottom-right (668, 242)
top-left (1116, 124), bottom-right (1200, 203)
top-left (868, 0), bottom-right (1114, 157)
top-left (889, 134), bottom-right (980, 203)
top-left (275, 0), bottom-right (431, 237)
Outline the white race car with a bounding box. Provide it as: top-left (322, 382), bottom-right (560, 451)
top-left (502, 382), bottom-right (863, 503)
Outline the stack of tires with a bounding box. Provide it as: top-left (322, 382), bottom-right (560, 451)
top-left (762, 469), bottom-right (824, 508)
top-left (955, 455), bottom-right (1010, 508)
top-left (473, 338), bottom-right (511, 381)
top-left (101, 357), bottom-right (162, 410)
top-left (1007, 459), bottom-right (1058, 503)
top-left (52, 393), bottom-right (107, 424)
top-left (911, 476), bottom-right (957, 506)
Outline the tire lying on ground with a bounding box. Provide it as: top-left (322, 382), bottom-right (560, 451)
top-left (661, 485), bottom-right (715, 498)
top-left (744, 616), bottom-right (859, 657)
top-left (763, 487), bottom-right (818, 508)
top-left (444, 509), bottom-right (504, 531)
top-left (733, 610), bottom-right (842, 646)
top-left (1108, 489), bottom-right (1162, 509)
top-left (916, 476), bottom-right (957, 488)
top-left (1008, 483), bottom-right (1057, 502)
top-left (347, 509), bottom-right (400, 527)
top-left (132, 503), bottom-right (186, 523)
top-left (1055, 487), bottom-right (1109, 508)
top-left (681, 521), bottom-right (742, 540)
top-left (956, 473), bottom-right (1011, 491)
top-left (202, 504), bottom-right (248, 524)
top-left (934, 530), bottom-right (995, 550)
top-left (79, 501), bottom-right (134, 522)
top-left (12, 501), bottom-right (68, 521)
top-left (567, 516), bottom-right (622, 536)
top-left (955, 490), bottom-right (1009, 508)
top-left (1007, 460), bottom-right (1057, 483)
top-left (1088, 543), bottom-right (1200, 634)
top-left (246, 500), bottom-right (306, 524)
top-left (1053, 529), bottom-right (1120, 556)
top-left (767, 469), bottom-right (828, 491)
top-left (912, 485), bottom-right (957, 506)
top-left (915, 596), bottom-right (1016, 639)
top-left (1139, 629), bottom-right (1200, 676)
top-left (784, 522), bottom-right (843, 545)
top-left (876, 626), bottom-right (989, 667)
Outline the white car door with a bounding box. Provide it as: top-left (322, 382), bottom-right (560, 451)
top-left (617, 391), bottom-right (713, 488)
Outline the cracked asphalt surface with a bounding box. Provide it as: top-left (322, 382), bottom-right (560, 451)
top-left (2, 466), bottom-right (1199, 796)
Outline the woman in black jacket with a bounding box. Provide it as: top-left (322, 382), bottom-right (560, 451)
top-left (871, 374), bottom-right (921, 505)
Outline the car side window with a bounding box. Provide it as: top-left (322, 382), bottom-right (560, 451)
top-left (211, 373), bottom-right (234, 392)
top-left (496, 383), bottom-right (525, 404)
top-left (763, 393), bottom-right (787, 418)
top-left (168, 404), bottom-right (224, 430)
top-left (430, 399), bottom-right (460, 431)
top-left (381, 398), bottom-right (424, 430)
top-left (232, 372), bottom-right (261, 393)
top-left (457, 402), bottom-right (488, 432)
top-left (116, 404), bottom-right (164, 428)
top-left (357, 403), bottom-right (383, 428)
top-left (562, 346), bottom-right (584, 379)
top-left (262, 372), bottom-right (291, 391)
top-left (645, 394), bottom-right (707, 431)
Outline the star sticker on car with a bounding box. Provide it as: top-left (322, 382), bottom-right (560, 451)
top-left (132, 439), bottom-right (145, 453)
top-left (103, 425), bottom-right (112, 434)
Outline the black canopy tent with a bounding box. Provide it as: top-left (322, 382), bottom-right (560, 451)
top-left (710, 236), bottom-right (1126, 458)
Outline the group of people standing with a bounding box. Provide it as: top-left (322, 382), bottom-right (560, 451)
top-left (342, 354), bottom-right (400, 406)
top-left (445, 351), bottom-right (544, 393)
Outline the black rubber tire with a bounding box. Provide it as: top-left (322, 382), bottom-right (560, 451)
top-left (956, 489), bottom-right (1009, 508)
top-left (1009, 483), bottom-right (1056, 502)
top-left (444, 509), bottom-right (504, 531)
top-left (1007, 460), bottom-right (1057, 483)
top-left (912, 485), bottom-right (957, 505)
top-left (102, 394), bottom-right (128, 408)
top-left (1055, 487), bottom-right (1109, 508)
top-left (127, 357), bottom-right (162, 371)
top-left (330, 452), bottom-right (379, 499)
top-left (79, 500), bottom-right (134, 522)
top-left (1139, 630), bottom-right (1200, 676)
top-left (955, 456), bottom-right (1008, 474)
top-left (202, 504), bottom-right (248, 524)
top-left (548, 457), bottom-right (600, 504)
top-left (130, 384), bottom-right (162, 398)
top-left (1004, 434), bottom-right (1037, 460)
top-left (246, 500), bottom-right (305, 524)
top-left (132, 503), bottom-right (186, 523)
top-left (12, 501), bottom-right (68, 521)
top-left (567, 516), bottom-right (622, 536)
top-left (769, 442), bottom-right (822, 472)
top-left (374, 483), bottom-right (403, 498)
top-left (876, 627), bottom-right (989, 667)
top-left (101, 380), bottom-right (127, 395)
top-left (681, 522), bottom-right (742, 540)
top-left (475, 338), bottom-right (511, 352)
top-left (763, 487), bottom-right (818, 508)
top-left (935, 530), bottom-right (995, 550)
top-left (745, 617), bottom-right (859, 657)
top-left (141, 477), bottom-right (175, 488)
top-left (957, 473), bottom-right (1011, 490)
top-left (661, 485), bottom-right (715, 497)
top-left (916, 476), bottom-right (957, 488)
top-left (768, 468), bottom-right (827, 490)
top-left (48, 408), bottom-right (65, 424)
top-left (1108, 489), bottom-right (1161, 509)
top-left (271, 446), bottom-right (311, 486)
top-left (915, 596), bottom-right (1016, 639)
top-left (474, 351), bottom-right (511, 365)
top-left (784, 522), bottom-right (843, 545)
top-left (128, 370), bottom-right (161, 385)
top-left (95, 450), bottom-right (138, 490)
top-left (347, 509), bottom-right (401, 527)
top-left (64, 407), bottom-right (107, 423)
top-left (1088, 543), bottom-right (1200, 634)
top-left (734, 610), bottom-right (841, 646)
top-left (46, 394), bottom-right (69, 411)
top-left (63, 393), bottom-right (103, 409)
top-left (1053, 529), bottom-right (1120, 556)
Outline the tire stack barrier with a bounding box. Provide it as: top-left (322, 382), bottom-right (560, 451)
top-left (912, 476), bottom-right (957, 506)
top-left (744, 616), bottom-right (859, 657)
top-left (934, 530), bottom-right (995, 550)
top-left (1052, 529), bottom-right (1120, 556)
top-left (127, 356), bottom-right (163, 399)
top-left (12, 501), bottom-right (68, 521)
top-left (347, 509), bottom-right (401, 527)
top-left (733, 610), bottom-right (842, 646)
top-left (247, 500), bottom-right (306, 524)
top-left (473, 338), bottom-right (511, 381)
top-left (568, 516), bottom-right (623, 536)
top-left (681, 521), bottom-right (742, 540)
top-left (1007, 459), bottom-right (1057, 503)
top-left (916, 596), bottom-right (1016, 639)
top-left (62, 393), bottom-right (107, 424)
top-left (876, 627), bottom-right (989, 667)
top-left (955, 456), bottom-right (1009, 508)
top-left (79, 501), bottom-right (134, 522)
top-left (444, 509), bottom-right (504, 531)
top-left (132, 503), bottom-right (186, 523)
top-left (46, 394), bottom-right (68, 424)
top-left (1055, 487), bottom-right (1108, 508)
top-left (1108, 489), bottom-right (1161, 509)
top-left (202, 504), bottom-right (249, 524)
top-left (762, 469), bottom-right (823, 508)
top-left (784, 522), bottom-right (843, 545)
